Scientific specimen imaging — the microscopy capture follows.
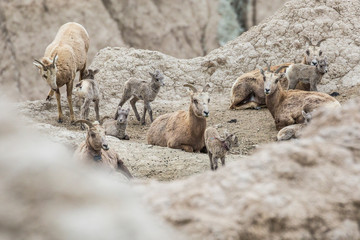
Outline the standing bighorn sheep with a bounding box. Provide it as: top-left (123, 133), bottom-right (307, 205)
top-left (102, 107), bottom-right (130, 140)
top-left (147, 84), bottom-right (210, 152)
top-left (262, 66), bottom-right (340, 130)
top-left (116, 69), bottom-right (164, 125)
top-left (74, 69), bottom-right (100, 129)
top-left (205, 127), bottom-right (239, 170)
top-left (33, 22), bottom-right (89, 123)
top-left (74, 120), bottom-right (132, 179)
top-left (276, 110), bottom-right (312, 141)
top-left (286, 57), bottom-right (328, 91)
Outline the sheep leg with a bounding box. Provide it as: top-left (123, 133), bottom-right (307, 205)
top-left (94, 99), bottom-right (100, 122)
top-left (288, 79), bottom-right (298, 90)
top-left (46, 89), bottom-right (54, 101)
top-left (221, 156), bottom-right (226, 166)
top-left (208, 152), bottom-right (214, 170)
top-left (141, 102), bottom-right (147, 125)
top-left (181, 145), bottom-right (194, 152)
top-left (310, 81), bottom-right (318, 91)
top-left (130, 97), bottom-right (141, 122)
top-left (80, 64), bottom-right (87, 81)
top-left (213, 157), bottom-right (219, 170)
top-left (66, 82), bottom-right (75, 124)
top-left (80, 99), bottom-right (91, 130)
top-left (146, 101), bottom-right (154, 123)
top-left (55, 89), bottom-right (63, 123)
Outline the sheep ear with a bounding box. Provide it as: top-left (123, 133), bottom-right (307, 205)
top-left (306, 49), bottom-right (310, 56)
top-left (259, 68), bottom-right (265, 76)
top-left (149, 72), bottom-right (155, 78)
top-left (202, 84), bottom-right (210, 92)
top-left (93, 69), bottom-right (100, 74)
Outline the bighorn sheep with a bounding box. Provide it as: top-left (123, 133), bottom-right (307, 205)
top-left (33, 22), bottom-right (89, 123)
top-left (116, 69), bottom-right (164, 125)
top-left (276, 110), bottom-right (312, 141)
top-left (262, 66), bottom-right (340, 130)
top-left (205, 127), bottom-right (239, 170)
top-left (102, 107), bottom-right (130, 140)
top-left (286, 58), bottom-right (328, 91)
top-left (73, 69), bottom-right (100, 129)
top-left (74, 120), bottom-right (132, 179)
top-left (147, 84), bottom-right (210, 152)
top-left (82, 69), bottom-right (99, 80)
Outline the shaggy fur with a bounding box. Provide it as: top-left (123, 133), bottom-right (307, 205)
top-left (205, 127), bottom-right (239, 170)
top-left (74, 120), bottom-right (132, 179)
top-left (103, 107), bottom-right (130, 140)
top-left (262, 68), bottom-right (340, 130)
top-left (33, 22), bottom-right (89, 123)
top-left (146, 84), bottom-right (210, 152)
top-left (117, 69), bottom-right (164, 125)
top-left (276, 110), bottom-right (312, 141)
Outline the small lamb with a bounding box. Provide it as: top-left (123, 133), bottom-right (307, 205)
top-left (116, 69), bottom-right (164, 125)
top-left (102, 107), bottom-right (130, 140)
top-left (286, 57), bottom-right (328, 91)
top-left (74, 70), bottom-right (100, 129)
top-left (205, 127), bottom-right (239, 171)
top-left (277, 110), bottom-right (312, 141)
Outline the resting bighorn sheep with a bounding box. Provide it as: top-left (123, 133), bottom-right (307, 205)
top-left (33, 22), bottom-right (89, 123)
top-left (116, 69), bottom-right (165, 125)
top-left (262, 66), bottom-right (340, 130)
top-left (147, 84), bottom-right (210, 152)
top-left (287, 57), bottom-right (328, 91)
top-left (102, 107), bottom-right (130, 140)
top-left (276, 110), bottom-right (312, 141)
top-left (74, 120), bottom-right (133, 179)
top-left (205, 127), bottom-right (239, 170)
top-left (74, 69), bottom-right (100, 128)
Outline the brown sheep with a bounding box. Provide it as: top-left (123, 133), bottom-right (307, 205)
top-left (276, 110), bottom-right (312, 141)
top-left (262, 66), bottom-right (340, 130)
top-left (146, 84), bottom-right (210, 152)
top-left (74, 120), bottom-right (132, 179)
top-left (33, 22), bottom-right (89, 123)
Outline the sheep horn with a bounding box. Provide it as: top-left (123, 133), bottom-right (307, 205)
top-left (304, 36), bottom-right (313, 46)
top-left (74, 119), bottom-right (94, 128)
top-left (202, 84), bottom-right (210, 92)
top-left (263, 60), bottom-right (271, 72)
top-left (52, 53), bottom-right (58, 66)
top-left (184, 84), bottom-right (198, 93)
top-left (316, 38), bottom-right (326, 47)
top-left (275, 65), bottom-right (288, 74)
top-left (34, 59), bottom-right (47, 70)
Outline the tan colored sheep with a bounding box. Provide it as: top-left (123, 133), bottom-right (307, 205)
top-left (146, 84), bottom-right (210, 152)
top-left (33, 22), bottom-right (89, 123)
top-left (276, 110), bottom-right (312, 141)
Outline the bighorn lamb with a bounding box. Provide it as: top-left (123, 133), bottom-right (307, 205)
top-left (147, 84), bottom-right (210, 152)
top-left (102, 107), bottom-right (130, 140)
top-left (205, 127), bottom-right (239, 170)
top-left (286, 58), bottom-right (328, 91)
top-left (74, 120), bottom-right (132, 179)
top-left (277, 110), bottom-right (312, 141)
top-left (74, 69), bottom-right (100, 128)
top-left (33, 22), bottom-right (89, 123)
top-left (262, 67), bottom-right (340, 130)
top-left (117, 69), bottom-right (164, 125)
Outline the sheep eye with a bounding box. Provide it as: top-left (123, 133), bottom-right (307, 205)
top-left (319, 50), bottom-right (322, 56)
top-left (208, 99), bottom-right (210, 103)
top-left (91, 133), bottom-right (96, 138)
top-left (193, 99), bottom-right (198, 104)
top-left (42, 74), bottom-right (47, 79)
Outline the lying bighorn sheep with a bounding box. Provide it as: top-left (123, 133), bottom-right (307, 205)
top-left (74, 120), bottom-right (132, 179)
top-left (147, 84), bottom-right (210, 152)
top-left (33, 22), bottom-right (89, 123)
top-left (286, 57), bottom-right (328, 91)
top-left (74, 69), bottom-right (100, 129)
top-left (277, 110), bottom-right (312, 141)
top-left (116, 69), bottom-right (164, 125)
top-left (102, 107), bottom-right (130, 140)
top-left (205, 127), bottom-right (239, 170)
top-left (262, 66), bottom-right (340, 130)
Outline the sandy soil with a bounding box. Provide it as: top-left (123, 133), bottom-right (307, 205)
top-left (18, 86), bottom-right (357, 181)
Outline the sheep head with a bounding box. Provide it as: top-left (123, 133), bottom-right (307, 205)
top-left (303, 37), bottom-right (326, 66)
top-left (83, 69), bottom-right (99, 80)
top-left (184, 84), bottom-right (210, 118)
top-left (302, 110), bottom-right (312, 124)
top-left (75, 120), bottom-right (109, 151)
top-left (224, 131), bottom-right (239, 148)
top-left (33, 53), bottom-right (58, 90)
top-left (149, 69), bottom-right (165, 87)
top-left (115, 107), bottom-right (130, 124)
top-left (261, 65), bottom-right (287, 95)
top-left (316, 57), bottom-right (328, 74)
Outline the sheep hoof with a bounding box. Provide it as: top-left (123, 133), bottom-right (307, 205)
top-left (71, 120), bottom-right (76, 125)
top-left (255, 106), bottom-right (261, 110)
top-left (141, 121), bottom-right (146, 125)
top-left (57, 118), bottom-right (63, 123)
top-left (124, 135), bottom-right (130, 140)
top-left (46, 95), bottom-right (52, 101)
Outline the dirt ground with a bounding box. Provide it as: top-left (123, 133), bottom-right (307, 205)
top-left (18, 86), bottom-right (357, 181)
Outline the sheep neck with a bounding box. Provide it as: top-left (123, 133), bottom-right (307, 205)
top-left (266, 83), bottom-right (285, 117)
top-left (86, 138), bottom-right (102, 159)
top-left (150, 82), bottom-right (160, 94)
top-left (188, 104), bottom-right (206, 137)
